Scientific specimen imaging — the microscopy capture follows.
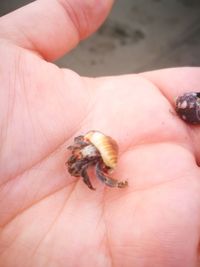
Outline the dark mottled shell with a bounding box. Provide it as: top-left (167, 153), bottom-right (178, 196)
top-left (176, 92), bottom-right (200, 124)
top-left (84, 131), bottom-right (118, 169)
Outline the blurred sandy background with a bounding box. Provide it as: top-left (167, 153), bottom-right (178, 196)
top-left (1, 0), bottom-right (200, 76)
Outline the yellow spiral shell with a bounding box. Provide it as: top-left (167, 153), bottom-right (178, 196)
top-left (84, 131), bottom-right (118, 169)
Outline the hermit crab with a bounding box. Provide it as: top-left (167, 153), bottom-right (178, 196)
top-left (66, 131), bottom-right (128, 190)
top-left (175, 92), bottom-right (200, 124)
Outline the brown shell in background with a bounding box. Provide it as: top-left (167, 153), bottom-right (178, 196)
top-left (175, 92), bottom-right (200, 124)
top-left (84, 131), bottom-right (118, 169)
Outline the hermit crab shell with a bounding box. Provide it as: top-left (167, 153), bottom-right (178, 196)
top-left (176, 92), bottom-right (200, 124)
top-left (84, 131), bottom-right (118, 169)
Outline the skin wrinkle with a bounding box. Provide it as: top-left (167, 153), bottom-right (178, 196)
top-left (0, 170), bottom-right (36, 225)
top-left (10, 116), bottom-right (68, 171)
top-left (197, 246), bottom-right (200, 264)
top-left (0, 230), bottom-right (18, 259)
top-left (141, 69), bottom-right (193, 103)
top-left (19, 52), bottom-right (39, 166)
top-left (2, 50), bottom-right (25, 175)
top-left (0, 48), bottom-right (20, 153)
top-left (0, 179), bottom-right (76, 229)
top-left (0, 143), bottom-right (76, 227)
top-left (105, 195), bottom-right (145, 264)
top-left (58, 0), bottom-right (83, 41)
top-left (0, 68), bottom-right (11, 159)
top-left (141, 73), bottom-right (190, 144)
top-left (123, 140), bottom-right (195, 164)
top-left (0, 203), bottom-right (59, 266)
top-left (184, 127), bottom-right (200, 165)
top-left (28, 183), bottom-right (77, 263)
top-left (0, 49), bottom-right (20, 177)
top-left (80, 189), bottom-right (111, 267)
top-left (102, 194), bottom-right (114, 267)
top-left (139, 72), bottom-right (188, 121)
top-left (0, 135), bottom-right (75, 225)
top-left (58, 0), bottom-right (109, 41)
top-left (15, 24), bottom-right (42, 59)
top-left (139, 72), bottom-right (176, 108)
top-left (115, 196), bottom-right (199, 266)
top-left (45, 186), bottom-right (107, 267)
top-left (103, 191), bottom-right (143, 266)
top-left (129, 172), bottom-right (199, 198)
top-left (0, 194), bottom-right (41, 257)
top-left (103, 163), bottom-right (200, 212)
top-left (61, 69), bottom-right (95, 129)
top-left (89, 185), bottom-right (114, 267)
top-left (122, 126), bottom-right (194, 159)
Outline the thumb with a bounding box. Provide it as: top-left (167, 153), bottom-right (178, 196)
top-left (0, 0), bottom-right (114, 60)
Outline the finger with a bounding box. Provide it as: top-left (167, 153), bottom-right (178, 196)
top-left (0, 0), bottom-right (113, 61)
top-left (142, 67), bottom-right (200, 162)
top-left (142, 67), bottom-right (200, 104)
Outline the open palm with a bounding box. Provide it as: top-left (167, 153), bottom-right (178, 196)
top-left (1, 1), bottom-right (200, 267)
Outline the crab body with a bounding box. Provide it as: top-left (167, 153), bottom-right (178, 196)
top-left (66, 131), bottom-right (128, 190)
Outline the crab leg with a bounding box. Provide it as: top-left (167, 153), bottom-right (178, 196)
top-left (95, 162), bottom-right (128, 188)
top-left (81, 164), bottom-right (96, 190)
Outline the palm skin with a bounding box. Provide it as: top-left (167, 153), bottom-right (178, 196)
top-left (1, 2), bottom-right (200, 267)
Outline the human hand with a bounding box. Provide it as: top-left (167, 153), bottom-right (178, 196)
top-left (0, 1), bottom-right (200, 266)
